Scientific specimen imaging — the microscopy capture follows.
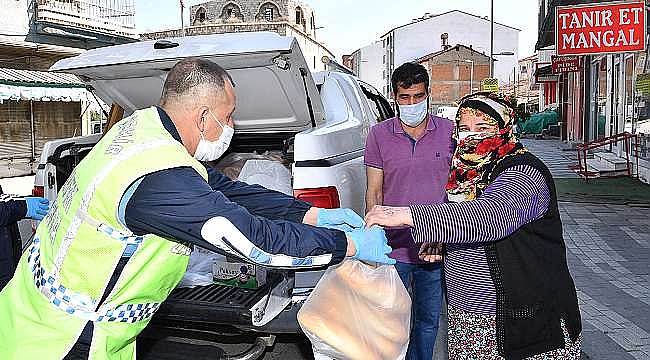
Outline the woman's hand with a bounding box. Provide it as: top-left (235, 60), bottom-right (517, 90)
top-left (419, 243), bottom-right (443, 263)
top-left (364, 205), bottom-right (414, 228)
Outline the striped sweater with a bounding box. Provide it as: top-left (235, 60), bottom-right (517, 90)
top-left (410, 165), bottom-right (551, 315)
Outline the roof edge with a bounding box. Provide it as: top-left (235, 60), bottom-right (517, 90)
top-left (381, 9), bottom-right (521, 39)
top-left (416, 44), bottom-right (491, 62)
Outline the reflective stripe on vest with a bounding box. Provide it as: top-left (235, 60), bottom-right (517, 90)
top-left (27, 237), bottom-right (159, 323)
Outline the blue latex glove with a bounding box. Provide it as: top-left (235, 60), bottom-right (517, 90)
top-left (25, 197), bottom-right (50, 221)
top-left (349, 226), bottom-right (396, 265)
top-left (316, 208), bottom-right (365, 232)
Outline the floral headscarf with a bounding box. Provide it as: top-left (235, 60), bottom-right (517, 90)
top-left (446, 93), bottom-right (528, 200)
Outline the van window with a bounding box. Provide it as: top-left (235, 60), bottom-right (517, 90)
top-left (359, 82), bottom-right (395, 122)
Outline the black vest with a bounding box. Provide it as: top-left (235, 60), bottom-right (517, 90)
top-left (484, 152), bottom-right (582, 360)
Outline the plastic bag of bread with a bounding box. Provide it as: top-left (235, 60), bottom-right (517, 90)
top-left (298, 259), bottom-right (411, 360)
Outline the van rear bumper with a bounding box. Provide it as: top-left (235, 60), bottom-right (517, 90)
top-left (147, 277), bottom-right (303, 335)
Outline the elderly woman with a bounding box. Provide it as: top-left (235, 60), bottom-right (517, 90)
top-left (366, 93), bottom-right (582, 360)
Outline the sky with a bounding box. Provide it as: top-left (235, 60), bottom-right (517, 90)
top-left (135, 0), bottom-right (540, 60)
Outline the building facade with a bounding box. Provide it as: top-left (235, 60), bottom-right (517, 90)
top-left (345, 41), bottom-right (384, 93)
top-left (417, 44), bottom-right (490, 108)
top-left (1, 0), bottom-right (137, 71)
top-left (502, 54), bottom-right (541, 112)
top-left (537, 0), bottom-right (650, 183)
top-left (143, 0), bottom-right (334, 72)
top-left (379, 10), bottom-right (520, 99)
top-left (0, 0), bottom-right (129, 177)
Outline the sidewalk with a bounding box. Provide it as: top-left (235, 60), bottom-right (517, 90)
top-left (525, 139), bottom-right (650, 360)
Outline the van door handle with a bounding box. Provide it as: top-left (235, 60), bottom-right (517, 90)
top-left (47, 172), bottom-right (55, 189)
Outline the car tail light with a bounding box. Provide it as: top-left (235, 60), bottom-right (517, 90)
top-left (32, 186), bottom-right (44, 197)
top-left (31, 186), bottom-right (45, 232)
top-left (294, 187), bottom-right (340, 209)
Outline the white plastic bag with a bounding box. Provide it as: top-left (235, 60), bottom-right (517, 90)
top-left (238, 159), bottom-right (292, 195)
top-left (298, 259), bottom-right (411, 360)
top-left (211, 151), bottom-right (289, 180)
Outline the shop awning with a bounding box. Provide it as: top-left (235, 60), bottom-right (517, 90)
top-left (534, 64), bottom-right (552, 77)
top-left (534, 64), bottom-right (558, 83)
top-left (0, 67), bottom-right (89, 102)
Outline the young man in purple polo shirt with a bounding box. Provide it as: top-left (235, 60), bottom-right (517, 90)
top-left (364, 62), bottom-right (454, 360)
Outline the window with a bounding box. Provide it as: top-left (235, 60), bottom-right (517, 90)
top-left (264, 7), bottom-right (273, 21)
top-left (295, 7), bottom-right (302, 24)
top-left (220, 3), bottom-right (243, 21)
top-left (521, 65), bottom-right (527, 74)
top-left (91, 120), bottom-right (107, 135)
top-left (359, 82), bottom-right (395, 122)
top-left (195, 7), bottom-right (206, 24)
top-left (258, 3), bottom-right (279, 22)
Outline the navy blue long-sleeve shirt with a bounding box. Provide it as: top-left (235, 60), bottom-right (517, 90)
top-left (1, 191), bottom-right (27, 290)
top-left (122, 107), bottom-right (347, 264)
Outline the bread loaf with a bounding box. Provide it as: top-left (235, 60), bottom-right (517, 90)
top-left (298, 309), bottom-right (381, 360)
top-left (335, 262), bottom-right (411, 311)
top-left (353, 299), bottom-right (409, 344)
top-left (299, 260), bottom-right (411, 360)
top-left (372, 331), bottom-right (404, 360)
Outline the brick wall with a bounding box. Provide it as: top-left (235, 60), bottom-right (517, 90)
top-left (420, 46), bottom-right (490, 106)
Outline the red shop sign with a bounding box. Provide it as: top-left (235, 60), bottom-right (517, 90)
top-left (556, 1), bottom-right (646, 56)
top-left (552, 55), bottom-right (582, 73)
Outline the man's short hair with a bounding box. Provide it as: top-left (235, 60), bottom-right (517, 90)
top-left (391, 62), bottom-right (429, 95)
top-left (160, 57), bottom-right (234, 106)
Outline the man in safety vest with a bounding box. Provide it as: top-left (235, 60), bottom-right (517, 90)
top-left (0, 58), bottom-right (394, 359)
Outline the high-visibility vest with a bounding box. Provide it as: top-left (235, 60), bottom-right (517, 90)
top-left (0, 107), bottom-right (208, 359)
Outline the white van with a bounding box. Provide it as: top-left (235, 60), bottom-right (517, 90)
top-left (32, 32), bottom-right (393, 359)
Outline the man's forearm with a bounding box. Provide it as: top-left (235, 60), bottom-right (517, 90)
top-left (365, 191), bottom-right (382, 214)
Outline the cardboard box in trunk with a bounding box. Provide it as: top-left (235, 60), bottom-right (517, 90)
top-left (212, 260), bottom-right (267, 289)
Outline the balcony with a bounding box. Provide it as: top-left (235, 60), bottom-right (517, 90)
top-left (35, 0), bottom-right (137, 39)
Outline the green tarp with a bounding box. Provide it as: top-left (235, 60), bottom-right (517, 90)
top-left (520, 110), bottom-right (559, 134)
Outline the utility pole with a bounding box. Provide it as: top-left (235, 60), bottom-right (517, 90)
top-left (180, 0), bottom-right (186, 36)
top-left (490, 0), bottom-right (494, 78)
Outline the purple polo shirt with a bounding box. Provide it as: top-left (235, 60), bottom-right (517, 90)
top-left (364, 115), bottom-right (454, 264)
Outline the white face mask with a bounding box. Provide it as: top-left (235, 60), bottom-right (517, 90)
top-left (398, 99), bottom-right (428, 127)
top-left (193, 110), bottom-right (235, 162)
top-left (457, 131), bottom-right (483, 142)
